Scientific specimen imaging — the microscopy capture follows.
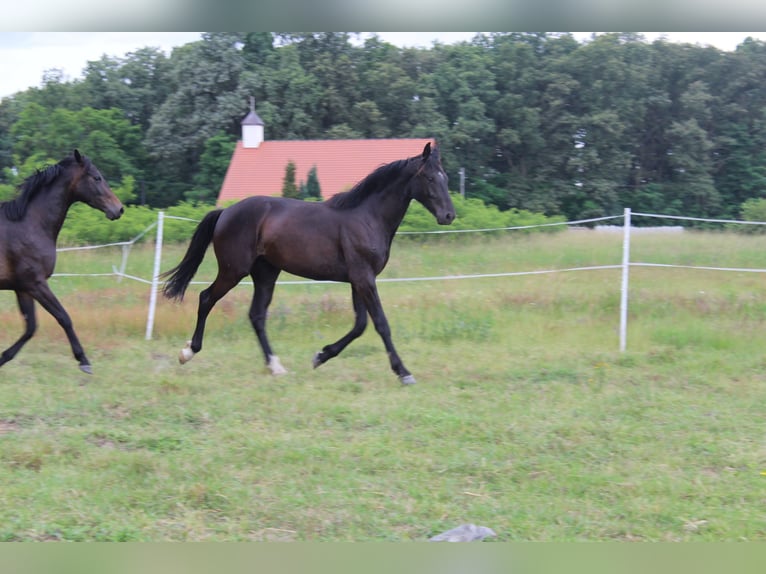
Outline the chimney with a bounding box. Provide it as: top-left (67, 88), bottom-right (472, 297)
top-left (242, 97), bottom-right (264, 148)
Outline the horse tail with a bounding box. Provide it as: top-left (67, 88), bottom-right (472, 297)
top-left (162, 209), bottom-right (223, 301)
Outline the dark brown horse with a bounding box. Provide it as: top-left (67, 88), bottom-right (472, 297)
top-left (163, 142), bottom-right (454, 384)
top-left (0, 150), bottom-right (124, 373)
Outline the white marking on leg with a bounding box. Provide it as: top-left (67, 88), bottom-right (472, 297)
top-left (268, 355), bottom-right (288, 375)
top-left (179, 341), bottom-right (195, 364)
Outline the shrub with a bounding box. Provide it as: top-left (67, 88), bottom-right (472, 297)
top-left (54, 194), bottom-right (566, 246)
top-left (738, 198), bottom-right (766, 234)
top-left (398, 194), bottom-right (566, 238)
top-left (58, 202), bottom-right (216, 246)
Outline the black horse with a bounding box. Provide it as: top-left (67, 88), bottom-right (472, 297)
top-left (163, 142), bottom-right (455, 384)
top-left (0, 150), bottom-right (124, 373)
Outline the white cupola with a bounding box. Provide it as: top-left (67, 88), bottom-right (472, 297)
top-left (242, 97), bottom-right (264, 149)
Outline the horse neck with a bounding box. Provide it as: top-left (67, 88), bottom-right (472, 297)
top-left (28, 179), bottom-right (74, 241)
top-left (365, 180), bottom-right (413, 239)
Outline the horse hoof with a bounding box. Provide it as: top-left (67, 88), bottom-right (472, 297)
top-left (400, 374), bottom-right (416, 385)
top-left (268, 355), bottom-right (288, 375)
top-left (179, 341), bottom-right (195, 364)
top-left (312, 352), bottom-right (323, 369)
top-left (79, 364), bottom-right (93, 375)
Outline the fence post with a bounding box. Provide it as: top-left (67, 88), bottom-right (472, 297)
top-left (145, 211), bottom-right (165, 340)
top-left (116, 243), bottom-right (130, 283)
top-left (619, 208), bottom-right (632, 352)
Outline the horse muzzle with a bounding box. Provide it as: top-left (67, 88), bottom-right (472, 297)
top-left (437, 210), bottom-right (455, 225)
top-left (105, 204), bottom-right (125, 220)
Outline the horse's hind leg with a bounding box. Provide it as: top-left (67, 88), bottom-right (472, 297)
top-left (312, 288), bottom-right (368, 369)
top-left (27, 282), bottom-right (92, 373)
top-left (249, 261), bottom-right (286, 375)
top-left (0, 291), bottom-right (37, 368)
top-left (180, 273), bottom-right (241, 364)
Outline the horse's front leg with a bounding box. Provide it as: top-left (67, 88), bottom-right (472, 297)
top-left (0, 291), bottom-right (37, 368)
top-left (354, 279), bottom-right (415, 385)
top-left (312, 288), bottom-right (368, 369)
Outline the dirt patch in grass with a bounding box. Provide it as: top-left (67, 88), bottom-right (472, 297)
top-left (0, 419), bottom-right (20, 434)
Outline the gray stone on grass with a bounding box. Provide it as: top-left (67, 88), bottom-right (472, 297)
top-left (428, 523), bottom-right (497, 542)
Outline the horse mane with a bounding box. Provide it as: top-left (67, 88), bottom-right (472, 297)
top-left (0, 156), bottom-right (79, 222)
top-left (325, 157), bottom-right (415, 211)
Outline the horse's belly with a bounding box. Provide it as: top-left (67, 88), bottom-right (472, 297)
top-left (280, 258), bottom-right (348, 283)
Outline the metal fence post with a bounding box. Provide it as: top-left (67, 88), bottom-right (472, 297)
top-left (619, 208), bottom-right (632, 352)
top-left (145, 211), bottom-right (164, 340)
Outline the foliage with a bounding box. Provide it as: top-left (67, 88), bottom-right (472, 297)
top-left (10, 104), bottom-right (142, 185)
top-left (738, 198), bottom-right (766, 233)
top-left (303, 165), bottom-right (322, 200)
top-left (186, 133), bottom-right (236, 203)
top-left (281, 160), bottom-right (299, 199)
top-left (53, 193), bottom-right (564, 247)
top-left (399, 193), bottom-right (565, 236)
top-left (58, 202), bottom-right (216, 246)
top-left (0, 183), bottom-right (14, 202)
top-left (5, 32), bottom-right (766, 224)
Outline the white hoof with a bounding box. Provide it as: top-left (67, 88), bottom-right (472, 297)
top-left (312, 352), bottom-right (322, 369)
top-left (400, 374), bottom-right (416, 385)
top-left (179, 341), bottom-right (195, 364)
top-left (268, 355), bottom-right (288, 375)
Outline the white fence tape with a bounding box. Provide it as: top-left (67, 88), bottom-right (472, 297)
top-left (50, 208), bottom-right (766, 348)
top-left (396, 214), bottom-right (621, 234)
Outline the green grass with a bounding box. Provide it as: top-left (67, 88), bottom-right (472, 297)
top-left (2, 230), bottom-right (766, 541)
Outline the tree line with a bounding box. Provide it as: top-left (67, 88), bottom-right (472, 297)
top-left (2, 32), bottom-right (766, 223)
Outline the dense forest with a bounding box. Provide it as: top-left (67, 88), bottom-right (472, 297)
top-left (2, 32), bottom-right (766, 222)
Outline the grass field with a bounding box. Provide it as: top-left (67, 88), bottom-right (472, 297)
top-left (1, 229), bottom-right (766, 541)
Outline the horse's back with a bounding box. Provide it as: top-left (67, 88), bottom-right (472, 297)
top-left (214, 196), bottom-right (351, 281)
top-left (220, 196), bottom-right (334, 233)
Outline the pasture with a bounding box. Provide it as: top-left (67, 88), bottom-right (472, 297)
top-left (1, 229), bottom-right (766, 541)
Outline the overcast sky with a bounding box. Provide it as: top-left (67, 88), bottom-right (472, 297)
top-left (2, 32), bottom-right (766, 99)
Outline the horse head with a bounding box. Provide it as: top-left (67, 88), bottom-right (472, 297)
top-left (70, 149), bottom-right (124, 220)
top-left (412, 142), bottom-right (455, 225)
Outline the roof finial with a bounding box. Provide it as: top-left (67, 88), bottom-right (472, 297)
top-left (250, 96), bottom-right (255, 113)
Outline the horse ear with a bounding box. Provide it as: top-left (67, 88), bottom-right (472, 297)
top-left (422, 142), bottom-right (432, 160)
top-left (74, 149), bottom-right (83, 164)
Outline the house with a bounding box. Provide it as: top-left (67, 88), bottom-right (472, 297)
top-left (216, 105), bottom-right (434, 205)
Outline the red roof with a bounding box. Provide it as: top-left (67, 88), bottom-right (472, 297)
top-left (217, 138), bottom-right (434, 205)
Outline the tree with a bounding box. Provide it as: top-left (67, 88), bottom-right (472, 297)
top-left (239, 43), bottom-right (323, 140)
top-left (708, 41), bottom-right (766, 217)
top-left (0, 97), bottom-right (22, 180)
top-left (305, 165), bottom-right (322, 200)
top-left (8, 31), bottom-right (766, 220)
top-left (186, 132), bottom-right (236, 203)
top-left (23, 68), bottom-right (82, 110)
top-left (740, 197), bottom-right (766, 231)
top-left (10, 104), bottom-right (141, 186)
top-left (78, 47), bottom-right (174, 132)
top-left (144, 33), bottom-right (247, 201)
top-left (242, 32), bottom-right (275, 65)
top-left (349, 100), bottom-right (389, 138)
top-left (282, 160), bottom-right (299, 199)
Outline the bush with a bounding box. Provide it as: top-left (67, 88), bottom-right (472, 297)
top-left (398, 194), bottom-right (566, 238)
top-left (738, 198), bottom-right (766, 234)
top-left (58, 202), bottom-right (216, 246)
top-left (54, 194), bottom-right (566, 246)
